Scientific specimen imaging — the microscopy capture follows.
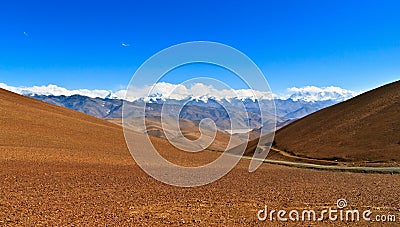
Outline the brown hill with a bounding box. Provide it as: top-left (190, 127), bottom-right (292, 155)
top-left (0, 88), bottom-right (221, 167)
top-left (274, 80), bottom-right (400, 165)
top-left (0, 88), bottom-right (127, 165)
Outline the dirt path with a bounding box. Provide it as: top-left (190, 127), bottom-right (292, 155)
top-left (238, 147), bottom-right (400, 174)
top-left (270, 147), bottom-right (339, 165)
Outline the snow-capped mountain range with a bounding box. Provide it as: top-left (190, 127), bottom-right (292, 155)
top-left (0, 82), bottom-right (359, 103)
top-left (0, 82), bottom-right (361, 130)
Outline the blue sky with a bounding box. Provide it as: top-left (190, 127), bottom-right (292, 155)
top-left (0, 0), bottom-right (399, 94)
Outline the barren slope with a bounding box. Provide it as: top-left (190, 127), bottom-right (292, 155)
top-left (274, 80), bottom-right (400, 165)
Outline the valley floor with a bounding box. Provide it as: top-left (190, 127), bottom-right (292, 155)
top-left (1, 147), bottom-right (399, 226)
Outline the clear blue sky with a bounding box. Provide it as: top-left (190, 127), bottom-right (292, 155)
top-left (0, 0), bottom-right (399, 94)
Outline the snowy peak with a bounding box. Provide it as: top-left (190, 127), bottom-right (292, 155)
top-left (287, 86), bottom-right (358, 102)
top-left (0, 83), bottom-right (121, 99)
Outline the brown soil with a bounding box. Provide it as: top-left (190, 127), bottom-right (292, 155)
top-left (1, 88), bottom-right (399, 226)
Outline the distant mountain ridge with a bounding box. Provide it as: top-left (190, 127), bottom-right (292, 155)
top-left (0, 82), bottom-right (358, 130)
top-left (31, 93), bottom-right (343, 130)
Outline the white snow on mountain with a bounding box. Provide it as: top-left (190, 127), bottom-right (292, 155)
top-left (126, 82), bottom-right (275, 102)
top-left (0, 83), bottom-right (119, 99)
top-left (0, 82), bottom-right (359, 102)
top-left (287, 86), bottom-right (359, 102)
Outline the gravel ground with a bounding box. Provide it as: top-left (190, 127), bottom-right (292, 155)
top-left (1, 155), bottom-right (399, 226)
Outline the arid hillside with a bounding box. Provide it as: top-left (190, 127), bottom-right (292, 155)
top-left (0, 88), bottom-right (128, 165)
top-left (274, 80), bottom-right (400, 165)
